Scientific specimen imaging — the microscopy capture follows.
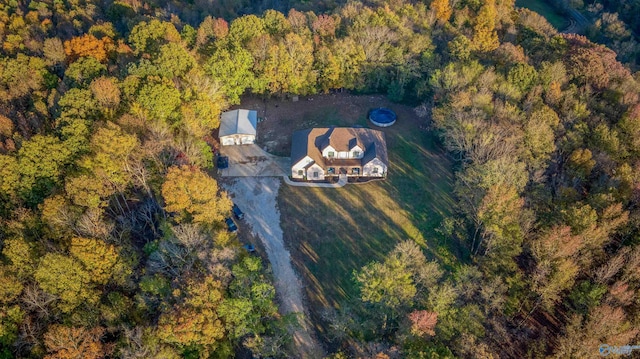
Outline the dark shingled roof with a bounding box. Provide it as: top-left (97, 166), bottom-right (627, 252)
top-left (291, 129), bottom-right (312, 165)
top-left (291, 127), bottom-right (388, 169)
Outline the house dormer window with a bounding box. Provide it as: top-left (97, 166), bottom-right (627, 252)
top-left (328, 151), bottom-right (335, 158)
top-left (353, 151), bottom-right (361, 158)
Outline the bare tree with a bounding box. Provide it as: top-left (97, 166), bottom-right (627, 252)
top-left (147, 240), bottom-right (195, 277)
top-left (622, 245), bottom-right (640, 282)
top-left (75, 208), bottom-right (114, 239)
top-left (594, 247), bottom-right (629, 284)
top-left (16, 315), bottom-right (46, 355)
top-left (172, 223), bottom-right (207, 258)
top-left (21, 284), bottom-right (56, 318)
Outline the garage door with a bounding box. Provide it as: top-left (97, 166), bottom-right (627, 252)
top-left (241, 136), bottom-right (254, 144)
top-left (221, 137), bottom-right (235, 146)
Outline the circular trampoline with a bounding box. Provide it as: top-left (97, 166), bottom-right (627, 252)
top-left (369, 108), bottom-right (397, 127)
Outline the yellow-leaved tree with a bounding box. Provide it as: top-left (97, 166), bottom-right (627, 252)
top-left (431, 0), bottom-right (453, 23)
top-left (473, 0), bottom-right (500, 52)
top-left (69, 237), bottom-right (121, 286)
top-left (157, 276), bottom-right (226, 354)
top-left (35, 254), bottom-right (99, 313)
top-left (161, 165), bottom-right (232, 225)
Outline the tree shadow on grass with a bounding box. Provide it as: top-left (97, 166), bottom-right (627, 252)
top-left (278, 126), bottom-right (466, 340)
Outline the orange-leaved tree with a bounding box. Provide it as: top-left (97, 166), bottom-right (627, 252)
top-left (43, 325), bottom-right (106, 359)
top-left (431, 0), bottom-right (453, 23)
top-left (64, 34), bottom-right (113, 63)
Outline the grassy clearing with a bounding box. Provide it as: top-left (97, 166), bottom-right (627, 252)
top-left (516, 0), bottom-right (568, 30)
top-left (275, 96), bottom-right (461, 333)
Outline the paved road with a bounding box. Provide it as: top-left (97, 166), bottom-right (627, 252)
top-left (562, 7), bottom-right (590, 34)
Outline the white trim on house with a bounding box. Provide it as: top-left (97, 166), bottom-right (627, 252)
top-left (363, 157), bottom-right (386, 177)
top-left (291, 156), bottom-right (314, 179)
top-left (351, 145), bottom-right (364, 159)
top-left (321, 145), bottom-right (337, 158)
top-left (306, 163), bottom-right (325, 180)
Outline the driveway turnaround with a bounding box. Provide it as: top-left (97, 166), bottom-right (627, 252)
top-left (219, 144), bottom-right (289, 177)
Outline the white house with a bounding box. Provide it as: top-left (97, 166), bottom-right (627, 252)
top-left (290, 127), bottom-right (388, 181)
top-left (219, 109), bottom-right (258, 146)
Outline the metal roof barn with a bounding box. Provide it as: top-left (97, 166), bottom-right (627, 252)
top-left (219, 109), bottom-right (258, 145)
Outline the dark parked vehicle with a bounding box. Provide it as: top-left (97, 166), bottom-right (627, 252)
top-left (232, 203), bottom-right (244, 220)
top-left (217, 155), bottom-right (229, 169)
top-left (225, 217), bottom-right (237, 233)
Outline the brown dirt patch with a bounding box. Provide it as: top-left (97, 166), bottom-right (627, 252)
top-left (232, 93), bottom-right (424, 156)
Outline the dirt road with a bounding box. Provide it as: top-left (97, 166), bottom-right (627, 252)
top-left (223, 177), bottom-right (324, 359)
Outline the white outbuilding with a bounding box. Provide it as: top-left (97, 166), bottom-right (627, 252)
top-left (219, 109), bottom-right (258, 146)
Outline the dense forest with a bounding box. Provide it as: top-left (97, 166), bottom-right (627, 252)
top-left (0, 0), bottom-right (639, 358)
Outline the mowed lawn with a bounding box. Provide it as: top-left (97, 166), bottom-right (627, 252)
top-left (515, 0), bottom-right (568, 30)
top-left (275, 96), bottom-right (459, 330)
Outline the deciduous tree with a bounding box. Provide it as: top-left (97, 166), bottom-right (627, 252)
top-left (219, 256), bottom-right (278, 341)
top-left (205, 47), bottom-right (255, 104)
top-left (90, 77), bottom-right (121, 110)
top-left (64, 57), bottom-right (107, 87)
top-left (35, 253), bottom-right (98, 313)
top-left (0, 154), bottom-right (19, 198)
top-left (43, 325), bottom-right (105, 359)
top-left (18, 135), bottom-right (72, 202)
top-left (69, 237), bottom-right (120, 286)
top-left (311, 14), bottom-right (337, 38)
top-left (157, 276), bottom-right (225, 353)
top-left (154, 43), bottom-right (196, 79)
top-left (0, 54), bottom-right (48, 100)
top-left (473, 0), bottom-right (500, 52)
top-left (2, 237), bottom-right (37, 280)
top-left (431, 0), bottom-right (453, 23)
top-left (408, 310), bottom-right (438, 337)
top-left (262, 33), bottom-right (316, 94)
top-left (196, 16), bottom-right (229, 49)
top-left (64, 34), bottom-right (112, 63)
top-left (228, 14), bottom-right (266, 46)
top-left (161, 165), bottom-right (231, 225)
top-left (128, 20), bottom-right (181, 55)
top-left (0, 266), bottom-right (23, 304)
top-left (531, 226), bottom-right (583, 309)
top-left (355, 255), bottom-right (416, 310)
top-left (263, 10), bottom-right (291, 37)
top-left (136, 81), bottom-right (182, 123)
top-left (554, 305), bottom-right (638, 357)
top-left (43, 37), bottom-right (67, 66)
top-left (83, 122), bottom-right (139, 192)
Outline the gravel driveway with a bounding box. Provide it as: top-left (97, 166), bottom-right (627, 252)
top-left (223, 177), bottom-right (323, 358)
